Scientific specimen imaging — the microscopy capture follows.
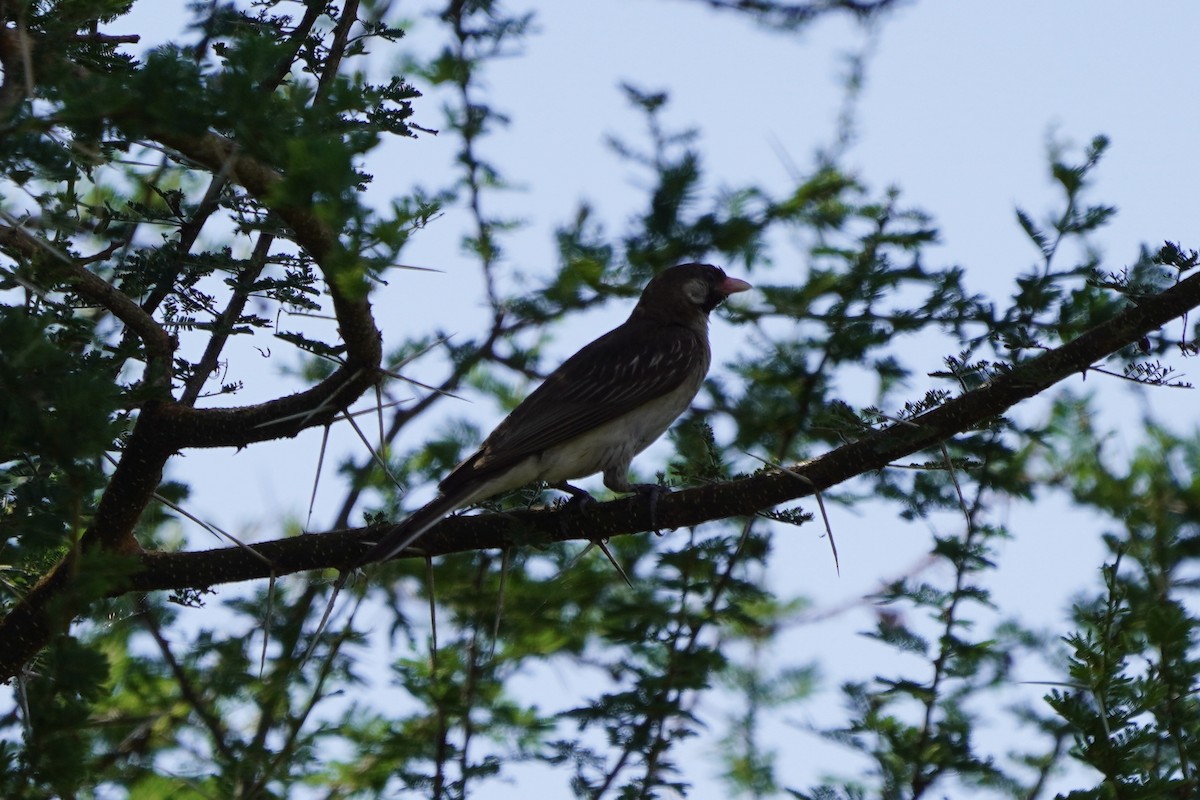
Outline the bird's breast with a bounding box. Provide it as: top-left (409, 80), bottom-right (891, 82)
top-left (532, 372), bottom-right (703, 484)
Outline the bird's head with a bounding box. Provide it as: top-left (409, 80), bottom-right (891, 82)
top-left (632, 263), bottom-right (752, 325)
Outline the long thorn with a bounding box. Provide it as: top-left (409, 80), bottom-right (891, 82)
top-left (744, 451), bottom-right (840, 576)
top-left (596, 540), bottom-right (633, 588)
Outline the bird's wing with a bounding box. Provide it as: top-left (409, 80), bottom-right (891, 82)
top-left (440, 320), bottom-right (708, 491)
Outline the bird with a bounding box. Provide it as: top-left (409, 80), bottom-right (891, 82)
top-left (356, 262), bottom-right (752, 567)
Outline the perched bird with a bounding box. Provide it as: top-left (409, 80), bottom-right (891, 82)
top-left (358, 263), bottom-right (751, 566)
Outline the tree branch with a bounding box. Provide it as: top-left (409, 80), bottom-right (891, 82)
top-left (0, 222), bottom-right (176, 381)
top-left (313, 0), bottom-right (358, 107)
top-left (97, 267), bottom-right (1200, 592)
top-left (178, 232), bottom-right (273, 406)
top-left (1, 268), bottom-right (1196, 682)
top-left (0, 127), bottom-right (387, 684)
top-left (147, 130), bottom-right (384, 446)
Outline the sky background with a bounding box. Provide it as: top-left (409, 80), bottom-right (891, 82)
top-left (95, 1), bottom-right (1200, 795)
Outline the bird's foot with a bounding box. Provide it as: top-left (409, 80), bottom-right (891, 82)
top-left (552, 481), bottom-right (597, 514)
top-left (626, 483), bottom-right (669, 535)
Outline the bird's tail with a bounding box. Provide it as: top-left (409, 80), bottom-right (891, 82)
top-left (354, 491), bottom-right (466, 568)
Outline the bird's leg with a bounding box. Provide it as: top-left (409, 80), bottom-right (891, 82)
top-left (552, 481), bottom-right (596, 513)
top-left (604, 471), bottom-right (669, 534)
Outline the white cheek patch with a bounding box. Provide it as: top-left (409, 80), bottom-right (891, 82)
top-left (684, 279), bottom-right (708, 305)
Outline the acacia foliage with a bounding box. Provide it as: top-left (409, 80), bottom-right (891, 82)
top-left (0, 1), bottom-right (1198, 798)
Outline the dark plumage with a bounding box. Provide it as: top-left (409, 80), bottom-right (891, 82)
top-left (358, 263), bottom-right (751, 565)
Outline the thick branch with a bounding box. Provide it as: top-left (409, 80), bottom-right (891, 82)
top-left (0, 222), bottom-right (176, 381)
top-left (0, 130), bottom-right (386, 683)
top-left (110, 268), bottom-right (1200, 592)
top-left (2, 270), bottom-right (1197, 683)
top-left (0, 18), bottom-right (32, 117)
top-left (66, 260), bottom-right (176, 374)
top-left (148, 130), bottom-right (384, 446)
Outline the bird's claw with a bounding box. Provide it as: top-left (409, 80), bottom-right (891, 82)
top-left (564, 491), bottom-right (596, 514)
top-left (628, 483), bottom-right (668, 534)
top-left (557, 480), bottom-right (668, 534)
top-left (553, 481), bottom-right (596, 513)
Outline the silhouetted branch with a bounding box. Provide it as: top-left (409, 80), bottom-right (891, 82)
top-left (94, 267), bottom-right (1200, 596)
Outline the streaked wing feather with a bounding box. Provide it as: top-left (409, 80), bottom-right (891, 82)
top-left (441, 322), bottom-right (704, 490)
